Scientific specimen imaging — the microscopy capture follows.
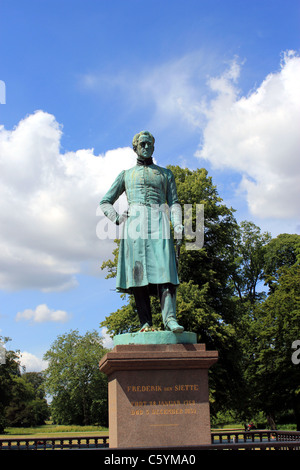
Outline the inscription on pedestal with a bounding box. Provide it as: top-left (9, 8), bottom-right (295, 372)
top-left (128, 383), bottom-right (200, 417)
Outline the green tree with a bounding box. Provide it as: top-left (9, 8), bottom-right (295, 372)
top-left (23, 372), bottom-right (47, 400)
top-left (171, 166), bottom-right (239, 324)
top-left (0, 339), bottom-right (49, 429)
top-left (0, 338), bottom-right (21, 432)
top-left (241, 263), bottom-right (300, 429)
top-left (231, 232), bottom-right (300, 427)
top-left (43, 330), bottom-right (108, 426)
top-left (230, 221), bottom-right (272, 304)
top-left (23, 372), bottom-right (49, 425)
top-left (263, 233), bottom-right (300, 292)
top-left (5, 375), bottom-right (49, 427)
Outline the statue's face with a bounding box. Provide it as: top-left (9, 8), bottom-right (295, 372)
top-left (136, 134), bottom-right (154, 159)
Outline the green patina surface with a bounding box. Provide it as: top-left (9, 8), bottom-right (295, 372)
top-left (113, 330), bottom-right (197, 346)
top-left (99, 131), bottom-right (182, 294)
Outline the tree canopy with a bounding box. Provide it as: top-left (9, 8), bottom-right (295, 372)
top-left (43, 330), bottom-right (109, 426)
top-left (0, 338), bottom-right (49, 431)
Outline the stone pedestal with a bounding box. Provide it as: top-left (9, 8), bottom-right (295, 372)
top-left (99, 342), bottom-right (218, 448)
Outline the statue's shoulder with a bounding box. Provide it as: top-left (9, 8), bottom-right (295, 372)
top-left (152, 163), bottom-right (170, 175)
top-left (124, 165), bottom-right (136, 176)
top-left (152, 164), bottom-right (174, 181)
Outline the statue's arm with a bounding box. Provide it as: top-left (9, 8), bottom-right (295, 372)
top-left (99, 170), bottom-right (125, 225)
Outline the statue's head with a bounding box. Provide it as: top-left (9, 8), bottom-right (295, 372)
top-left (132, 131), bottom-right (155, 159)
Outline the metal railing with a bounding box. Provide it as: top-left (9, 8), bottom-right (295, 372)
top-left (0, 430), bottom-right (299, 450)
top-left (211, 430), bottom-right (300, 450)
top-left (0, 435), bottom-right (109, 450)
top-left (211, 429), bottom-right (300, 445)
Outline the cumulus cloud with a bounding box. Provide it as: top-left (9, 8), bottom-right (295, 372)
top-left (137, 52), bottom-right (209, 129)
top-left (80, 50), bottom-right (216, 132)
top-left (20, 351), bottom-right (48, 372)
top-left (16, 303), bottom-right (71, 323)
top-left (0, 111), bottom-right (136, 291)
top-left (100, 327), bottom-right (114, 349)
top-left (196, 51), bottom-right (300, 221)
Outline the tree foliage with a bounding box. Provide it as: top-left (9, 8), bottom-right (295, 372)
top-left (232, 232), bottom-right (300, 428)
top-left (43, 330), bottom-right (108, 426)
top-left (245, 263), bottom-right (300, 429)
top-left (263, 233), bottom-right (300, 292)
top-left (0, 339), bottom-right (49, 430)
top-left (170, 166), bottom-right (239, 324)
top-left (231, 221), bottom-right (272, 303)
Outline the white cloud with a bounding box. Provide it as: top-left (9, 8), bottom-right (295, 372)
top-left (137, 52), bottom-right (208, 129)
top-left (100, 327), bottom-right (114, 349)
top-left (20, 351), bottom-right (48, 372)
top-left (16, 303), bottom-right (71, 323)
top-left (80, 50), bottom-right (217, 132)
top-left (196, 51), bottom-right (300, 222)
top-left (0, 111), bottom-right (136, 291)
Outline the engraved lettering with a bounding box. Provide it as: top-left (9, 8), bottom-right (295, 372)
top-left (127, 384), bottom-right (199, 392)
top-left (152, 408), bottom-right (184, 415)
top-left (158, 400), bottom-right (181, 405)
top-left (127, 385), bottom-right (163, 392)
top-left (174, 384), bottom-right (199, 391)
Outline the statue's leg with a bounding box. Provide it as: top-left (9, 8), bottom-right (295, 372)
top-left (132, 286), bottom-right (152, 328)
top-left (158, 283), bottom-right (184, 333)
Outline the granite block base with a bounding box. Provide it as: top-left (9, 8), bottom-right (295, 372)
top-left (99, 343), bottom-right (218, 448)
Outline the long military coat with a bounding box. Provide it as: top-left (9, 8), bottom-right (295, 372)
top-left (100, 163), bottom-right (182, 294)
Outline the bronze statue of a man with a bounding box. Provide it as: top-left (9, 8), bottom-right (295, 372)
top-left (100, 131), bottom-right (184, 333)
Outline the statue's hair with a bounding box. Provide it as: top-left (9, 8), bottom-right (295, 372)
top-left (132, 131), bottom-right (155, 152)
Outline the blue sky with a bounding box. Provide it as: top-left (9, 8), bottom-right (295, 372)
top-left (0, 0), bottom-right (299, 371)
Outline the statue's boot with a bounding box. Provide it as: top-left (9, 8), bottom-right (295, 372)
top-left (139, 323), bottom-right (151, 332)
top-left (133, 286), bottom-right (153, 328)
top-left (159, 284), bottom-right (184, 333)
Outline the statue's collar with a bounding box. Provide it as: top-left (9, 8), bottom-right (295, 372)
top-left (136, 156), bottom-right (153, 166)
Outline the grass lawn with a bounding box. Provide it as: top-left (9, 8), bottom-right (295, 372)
top-left (0, 423), bottom-right (109, 439)
top-left (1, 421), bottom-right (296, 439)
